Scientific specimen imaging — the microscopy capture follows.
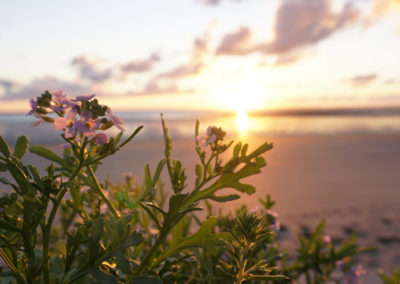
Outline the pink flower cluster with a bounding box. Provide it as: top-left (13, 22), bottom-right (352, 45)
top-left (197, 126), bottom-right (226, 148)
top-left (27, 90), bottom-right (125, 146)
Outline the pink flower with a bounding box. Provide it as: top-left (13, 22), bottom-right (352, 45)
top-left (75, 111), bottom-right (100, 137)
top-left (27, 98), bottom-right (38, 116)
top-left (54, 117), bottom-right (67, 130)
top-left (197, 126), bottom-right (216, 147)
top-left (95, 133), bottom-right (109, 146)
top-left (54, 108), bottom-right (78, 138)
top-left (323, 235), bottom-right (332, 244)
top-left (51, 90), bottom-right (75, 111)
top-left (107, 107), bottom-right (125, 131)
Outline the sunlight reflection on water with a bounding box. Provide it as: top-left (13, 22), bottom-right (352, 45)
top-left (1, 112), bottom-right (400, 145)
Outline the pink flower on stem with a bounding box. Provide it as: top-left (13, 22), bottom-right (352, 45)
top-left (197, 126), bottom-right (216, 148)
top-left (27, 99), bottom-right (47, 126)
top-left (95, 133), bottom-right (109, 146)
top-left (51, 90), bottom-right (75, 111)
top-left (27, 99), bottom-right (38, 116)
top-left (322, 235), bottom-right (332, 244)
top-left (75, 111), bottom-right (100, 137)
top-left (54, 108), bottom-right (78, 138)
top-left (107, 107), bottom-right (125, 131)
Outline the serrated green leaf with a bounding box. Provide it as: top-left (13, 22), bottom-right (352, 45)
top-left (13, 136), bottom-right (29, 160)
top-left (154, 217), bottom-right (221, 266)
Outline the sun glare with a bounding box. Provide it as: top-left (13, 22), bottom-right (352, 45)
top-left (210, 73), bottom-right (268, 113)
top-left (236, 110), bottom-right (249, 134)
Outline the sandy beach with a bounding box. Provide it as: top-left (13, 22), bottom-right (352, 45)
top-left (9, 131), bottom-right (400, 282)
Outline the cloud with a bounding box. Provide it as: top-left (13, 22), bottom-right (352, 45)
top-left (216, 26), bottom-right (252, 55)
top-left (71, 56), bottom-right (112, 83)
top-left (346, 74), bottom-right (378, 86)
top-left (265, 0), bottom-right (360, 54)
top-left (385, 79), bottom-right (398, 85)
top-left (121, 53), bottom-right (160, 73)
top-left (0, 79), bottom-right (17, 92)
top-left (0, 76), bottom-right (91, 100)
top-left (216, 0), bottom-right (361, 62)
top-left (197, 0), bottom-right (243, 6)
top-left (130, 33), bottom-right (209, 95)
top-left (155, 32), bottom-right (209, 80)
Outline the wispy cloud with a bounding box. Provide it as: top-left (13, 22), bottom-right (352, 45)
top-left (196, 0), bottom-right (244, 6)
top-left (133, 32), bottom-right (210, 95)
top-left (120, 53), bottom-right (160, 73)
top-left (0, 76), bottom-right (91, 100)
top-left (346, 74), bottom-right (378, 86)
top-left (71, 56), bottom-right (112, 83)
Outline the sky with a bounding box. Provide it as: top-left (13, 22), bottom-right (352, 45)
top-left (0, 0), bottom-right (400, 113)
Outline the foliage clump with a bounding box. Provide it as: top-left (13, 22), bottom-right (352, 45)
top-left (0, 90), bottom-right (375, 283)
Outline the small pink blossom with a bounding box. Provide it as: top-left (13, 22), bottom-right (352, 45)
top-left (75, 111), bottom-right (100, 137)
top-left (197, 126), bottom-right (217, 148)
top-left (27, 98), bottom-right (38, 116)
top-left (250, 206), bottom-right (263, 214)
top-left (51, 90), bottom-right (76, 111)
top-left (54, 117), bottom-right (67, 130)
top-left (95, 133), bottom-right (109, 146)
top-left (107, 107), bottom-right (125, 131)
top-left (323, 235), bottom-right (332, 244)
top-left (53, 177), bottom-right (62, 187)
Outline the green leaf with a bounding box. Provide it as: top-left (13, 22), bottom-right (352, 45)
top-left (0, 136), bottom-right (11, 157)
top-left (233, 142), bottom-right (241, 158)
top-left (155, 217), bottom-right (222, 264)
top-left (0, 162), bottom-right (7, 172)
top-left (246, 274), bottom-right (289, 281)
top-left (13, 136), bottom-right (29, 160)
top-left (195, 164), bottom-right (202, 185)
top-left (90, 267), bottom-right (119, 284)
top-left (29, 145), bottom-right (68, 168)
top-left (129, 276), bottom-right (163, 284)
top-left (210, 194), bottom-right (241, 202)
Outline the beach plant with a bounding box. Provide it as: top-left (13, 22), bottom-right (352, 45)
top-left (0, 90), bottom-right (370, 283)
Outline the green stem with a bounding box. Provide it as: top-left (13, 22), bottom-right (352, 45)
top-left (86, 166), bottom-right (120, 218)
top-left (42, 150), bottom-right (86, 284)
top-left (0, 248), bottom-right (25, 283)
top-left (136, 231), bottom-right (166, 274)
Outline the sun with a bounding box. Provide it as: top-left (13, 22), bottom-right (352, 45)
top-left (210, 73), bottom-right (268, 113)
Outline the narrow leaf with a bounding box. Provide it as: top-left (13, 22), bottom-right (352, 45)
top-left (0, 136), bottom-right (11, 157)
